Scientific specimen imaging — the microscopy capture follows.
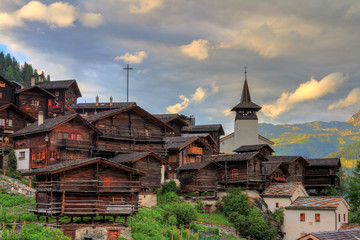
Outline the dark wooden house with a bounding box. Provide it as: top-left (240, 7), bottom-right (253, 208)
top-left (177, 160), bottom-right (221, 194)
top-left (72, 101), bottom-right (135, 117)
top-left (234, 144), bottom-right (274, 156)
top-left (165, 136), bottom-right (209, 180)
top-left (205, 152), bottom-right (268, 190)
top-left (262, 161), bottom-right (290, 183)
top-left (304, 158), bottom-right (341, 195)
top-left (15, 85), bottom-right (55, 119)
top-left (111, 152), bottom-right (168, 190)
top-left (0, 76), bottom-right (17, 106)
top-left (0, 104), bottom-right (35, 168)
top-left (266, 155), bottom-right (309, 182)
top-left (12, 114), bottom-right (100, 170)
top-left (23, 157), bottom-right (144, 222)
top-left (181, 124), bottom-right (225, 153)
top-left (153, 113), bottom-right (189, 136)
top-left (181, 133), bottom-right (217, 155)
top-left (86, 104), bottom-right (172, 158)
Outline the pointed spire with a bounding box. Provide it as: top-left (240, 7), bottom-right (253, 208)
top-left (241, 67), bottom-right (251, 104)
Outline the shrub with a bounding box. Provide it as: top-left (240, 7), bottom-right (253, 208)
top-left (221, 188), bottom-right (250, 217)
top-left (195, 200), bottom-right (205, 213)
top-left (157, 191), bottom-right (179, 206)
top-left (273, 208), bottom-right (285, 225)
top-left (160, 180), bottom-right (178, 194)
top-left (163, 203), bottom-right (197, 225)
top-left (1, 223), bottom-right (71, 240)
top-left (6, 149), bottom-right (17, 171)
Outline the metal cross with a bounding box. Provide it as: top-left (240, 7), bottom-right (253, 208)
top-left (123, 64), bottom-right (133, 102)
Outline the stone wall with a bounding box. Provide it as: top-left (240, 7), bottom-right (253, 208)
top-left (0, 175), bottom-right (35, 197)
top-left (139, 192), bottom-right (157, 208)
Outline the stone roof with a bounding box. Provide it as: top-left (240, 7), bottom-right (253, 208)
top-left (234, 144), bottom-right (274, 153)
top-left (73, 102), bottom-right (136, 109)
top-left (0, 103), bottom-right (36, 122)
top-left (262, 161), bottom-right (288, 176)
top-left (177, 160), bottom-right (221, 171)
top-left (182, 124), bottom-right (225, 135)
top-left (306, 158), bottom-right (341, 167)
top-left (299, 229), bottom-right (360, 240)
top-left (153, 114), bottom-right (189, 126)
top-left (23, 80), bottom-right (81, 97)
top-left (204, 152), bottom-right (261, 162)
top-left (23, 158), bottom-right (145, 175)
top-left (287, 196), bottom-right (345, 210)
top-left (111, 152), bottom-right (167, 164)
top-left (165, 136), bottom-right (202, 150)
top-left (262, 182), bottom-right (303, 197)
top-left (266, 155), bottom-right (309, 167)
top-left (16, 85), bottom-right (56, 98)
top-left (85, 106), bottom-right (135, 122)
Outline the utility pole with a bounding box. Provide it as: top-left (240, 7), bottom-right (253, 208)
top-left (123, 64), bottom-right (133, 102)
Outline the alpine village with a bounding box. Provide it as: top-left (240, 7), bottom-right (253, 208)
top-left (0, 54), bottom-right (358, 240)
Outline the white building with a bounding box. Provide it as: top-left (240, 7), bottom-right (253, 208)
top-left (283, 196), bottom-right (350, 240)
top-left (261, 182), bottom-right (308, 213)
top-left (220, 72), bottom-right (273, 154)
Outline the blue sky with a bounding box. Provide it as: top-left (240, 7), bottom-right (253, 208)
top-left (1, 0), bottom-right (360, 134)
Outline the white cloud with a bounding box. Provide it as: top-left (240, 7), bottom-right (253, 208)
top-left (261, 72), bottom-right (349, 118)
top-left (223, 108), bottom-right (232, 116)
top-left (180, 39), bottom-right (210, 60)
top-left (211, 82), bottom-right (219, 93)
top-left (166, 87), bottom-right (207, 113)
top-left (0, 1), bottom-right (104, 29)
top-left (120, 0), bottom-right (163, 14)
top-left (80, 13), bottom-right (105, 28)
top-left (328, 88), bottom-right (360, 110)
top-left (114, 51), bottom-right (147, 64)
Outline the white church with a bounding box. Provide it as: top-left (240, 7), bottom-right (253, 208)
top-left (220, 72), bottom-right (273, 153)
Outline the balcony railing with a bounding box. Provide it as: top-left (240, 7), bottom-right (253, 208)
top-left (59, 139), bottom-right (91, 149)
top-left (98, 127), bottom-right (165, 142)
top-left (219, 173), bottom-right (267, 184)
top-left (187, 147), bottom-right (203, 155)
top-left (95, 144), bottom-right (167, 156)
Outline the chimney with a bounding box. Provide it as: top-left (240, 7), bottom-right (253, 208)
top-left (110, 96), bottom-right (113, 106)
top-left (31, 75), bottom-right (35, 86)
top-left (38, 74), bottom-right (43, 82)
top-left (38, 111), bottom-right (44, 126)
top-left (96, 95), bottom-right (99, 106)
top-left (190, 115), bottom-right (195, 126)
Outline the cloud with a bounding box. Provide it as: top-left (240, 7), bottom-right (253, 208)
top-left (0, 1), bottom-right (104, 29)
top-left (223, 108), bottom-right (232, 116)
top-left (211, 82), bottom-right (219, 93)
top-left (80, 13), bottom-right (105, 28)
top-left (120, 0), bottom-right (163, 14)
top-left (114, 51), bottom-right (147, 64)
top-left (180, 39), bottom-right (210, 60)
top-left (261, 72), bottom-right (349, 118)
top-left (166, 87), bottom-right (207, 113)
top-left (328, 88), bottom-right (360, 110)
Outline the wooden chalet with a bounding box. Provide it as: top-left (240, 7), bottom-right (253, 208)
top-left (15, 85), bottom-right (55, 119)
top-left (165, 136), bottom-right (208, 180)
top-left (0, 75), bottom-right (17, 106)
top-left (181, 124), bottom-right (225, 153)
top-left (304, 158), bottom-right (341, 195)
top-left (266, 155), bottom-right (309, 182)
top-left (71, 100), bottom-right (135, 117)
top-left (110, 152), bottom-right (168, 190)
top-left (12, 114), bottom-right (100, 170)
top-left (177, 160), bottom-right (221, 194)
top-left (86, 104), bottom-right (172, 158)
top-left (181, 133), bottom-right (217, 155)
top-left (0, 104), bottom-right (36, 168)
top-left (205, 152), bottom-right (268, 190)
top-left (234, 144), bottom-right (274, 156)
top-left (153, 113), bottom-right (189, 136)
top-left (23, 79), bottom-right (82, 117)
top-left (23, 157), bottom-right (144, 222)
top-left (262, 161), bottom-right (290, 183)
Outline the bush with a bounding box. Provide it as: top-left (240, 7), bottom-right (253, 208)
top-left (273, 208), bottom-right (285, 225)
top-left (195, 200), bottom-right (205, 213)
top-left (160, 180), bottom-right (178, 194)
top-left (157, 191), bottom-right (179, 206)
top-left (163, 202), bottom-right (197, 225)
top-left (6, 149), bottom-right (17, 171)
top-left (1, 223), bottom-right (71, 240)
top-left (221, 188), bottom-right (250, 217)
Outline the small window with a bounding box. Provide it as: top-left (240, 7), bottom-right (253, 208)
top-left (315, 213), bottom-right (320, 222)
top-left (50, 152), bottom-right (56, 159)
top-left (344, 214), bottom-right (346, 222)
top-left (76, 134), bottom-right (82, 140)
top-left (70, 133), bottom-right (76, 140)
top-left (64, 133), bottom-right (68, 139)
top-left (0, 81), bottom-right (5, 87)
top-left (339, 214), bottom-right (341, 222)
top-left (4, 136), bottom-right (9, 143)
top-left (26, 123), bottom-right (31, 126)
top-left (7, 119), bottom-right (12, 126)
top-left (58, 132), bottom-right (62, 139)
top-left (0, 119), bottom-right (5, 126)
top-left (0, 92), bottom-right (3, 98)
top-left (55, 91), bottom-right (59, 96)
top-left (19, 151), bottom-right (25, 160)
top-left (276, 202), bottom-right (279, 208)
top-left (300, 213), bottom-right (305, 222)
top-left (22, 99), bottom-right (26, 105)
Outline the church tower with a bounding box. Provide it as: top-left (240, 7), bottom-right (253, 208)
top-left (231, 69), bottom-right (261, 149)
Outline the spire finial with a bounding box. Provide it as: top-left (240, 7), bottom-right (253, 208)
top-left (244, 66), bottom-right (247, 80)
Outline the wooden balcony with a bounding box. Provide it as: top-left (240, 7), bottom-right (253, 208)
top-left (98, 127), bottom-right (165, 142)
top-left (187, 147), bottom-right (203, 155)
top-left (95, 144), bottom-right (167, 156)
top-left (59, 139), bottom-right (91, 149)
top-left (219, 173), bottom-right (267, 184)
top-left (31, 159), bottom-right (46, 168)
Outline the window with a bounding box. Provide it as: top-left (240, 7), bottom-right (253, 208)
top-left (0, 81), bottom-right (5, 87)
top-left (63, 133), bottom-right (68, 139)
top-left (58, 132), bottom-right (62, 139)
top-left (344, 214), bottom-right (346, 222)
top-left (315, 213), bottom-right (320, 222)
top-left (4, 136), bottom-right (9, 143)
top-left (7, 119), bottom-right (12, 126)
top-left (0, 92), bottom-right (3, 98)
top-left (55, 91), bottom-right (59, 96)
top-left (300, 213), bottom-right (305, 222)
top-left (70, 133), bottom-right (76, 140)
top-left (76, 134), bottom-right (82, 140)
top-left (26, 123), bottom-right (31, 126)
top-left (339, 214), bottom-right (341, 222)
top-left (22, 99), bottom-right (26, 105)
top-left (276, 202), bottom-right (279, 208)
top-left (0, 119), bottom-right (5, 126)
top-left (50, 152), bottom-right (56, 159)
top-left (31, 100), bottom-right (39, 105)
top-left (19, 152), bottom-right (25, 160)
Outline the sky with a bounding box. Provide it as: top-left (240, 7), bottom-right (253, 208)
top-left (1, 0), bottom-right (360, 134)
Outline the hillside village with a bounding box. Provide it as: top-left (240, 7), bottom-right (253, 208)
top-left (0, 70), bottom-right (357, 240)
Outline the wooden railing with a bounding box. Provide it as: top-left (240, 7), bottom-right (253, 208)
top-left (188, 147), bottom-right (203, 155)
top-left (95, 144), bottom-right (167, 156)
top-left (98, 127), bottom-right (166, 142)
top-left (60, 139), bottom-right (91, 148)
top-left (219, 174), bottom-right (267, 183)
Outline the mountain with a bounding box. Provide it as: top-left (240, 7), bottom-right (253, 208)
top-left (258, 111), bottom-right (360, 158)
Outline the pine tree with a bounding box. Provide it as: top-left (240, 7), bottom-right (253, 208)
top-left (4, 65), bottom-right (15, 81)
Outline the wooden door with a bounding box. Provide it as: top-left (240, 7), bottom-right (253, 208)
top-left (63, 230), bottom-right (75, 240)
top-left (108, 230), bottom-right (120, 240)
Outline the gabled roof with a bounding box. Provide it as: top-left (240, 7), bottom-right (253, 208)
top-left (16, 85), bottom-right (56, 98)
top-left (153, 114), bottom-right (189, 127)
top-left (177, 160), bottom-right (222, 171)
top-left (266, 155), bottom-right (309, 167)
top-left (72, 102), bottom-right (136, 109)
top-left (220, 132), bottom-right (275, 146)
top-left (286, 196), bottom-right (350, 210)
top-left (181, 133), bottom-right (217, 146)
top-left (23, 157), bottom-right (145, 176)
top-left (23, 80), bottom-right (82, 97)
top-left (231, 78), bottom-right (261, 112)
top-left (234, 144), bottom-right (274, 153)
top-left (262, 182), bottom-right (304, 197)
top-left (306, 158), bottom-right (341, 168)
top-left (204, 152), bottom-right (267, 162)
top-left (86, 105), bottom-right (173, 132)
top-left (165, 136), bottom-right (206, 151)
top-left (0, 104), bottom-right (36, 122)
top-left (182, 124), bottom-right (225, 135)
top-left (111, 152), bottom-right (168, 165)
top-left (298, 229), bottom-right (360, 240)
top-left (11, 113), bottom-right (101, 137)
top-left (262, 161), bottom-right (290, 176)
top-left (0, 75), bottom-right (17, 89)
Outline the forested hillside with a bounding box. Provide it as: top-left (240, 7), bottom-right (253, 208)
top-left (0, 51), bottom-right (51, 83)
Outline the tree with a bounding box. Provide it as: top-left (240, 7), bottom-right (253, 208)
top-left (4, 65), bottom-right (15, 81)
top-left (347, 163), bottom-right (360, 211)
top-left (6, 149), bottom-right (17, 171)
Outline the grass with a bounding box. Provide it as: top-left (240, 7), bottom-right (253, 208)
top-left (196, 213), bottom-right (233, 226)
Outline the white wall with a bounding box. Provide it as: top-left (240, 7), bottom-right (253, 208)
top-left (291, 185), bottom-right (309, 202)
top-left (220, 134), bottom-right (234, 154)
top-left (264, 197), bottom-right (292, 213)
top-left (335, 201), bottom-right (349, 229)
top-left (15, 148), bottom-right (30, 171)
top-left (234, 119), bottom-right (258, 149)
